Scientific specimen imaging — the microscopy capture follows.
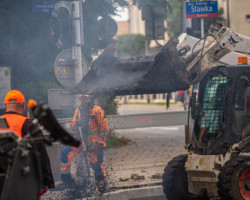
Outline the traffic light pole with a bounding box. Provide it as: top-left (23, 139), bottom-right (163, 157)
top-left (72, 1), bottom-right (88, 85)
top-left (200, 0), bottom-right (205, 38)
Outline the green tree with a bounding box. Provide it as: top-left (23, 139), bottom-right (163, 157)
top-left (116, 34), bottom-right (145, 57)
top-left (82, 0), bottom-right (127, 61)
top-left (165, 0), bottom-right (182, 38)
top-left (98, 95), bottom-right (118, 115)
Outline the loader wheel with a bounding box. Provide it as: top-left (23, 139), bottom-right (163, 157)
top-left (218, 156), bottom-right (250, 200)
top-left (162, 154), bottom-right (200, 200)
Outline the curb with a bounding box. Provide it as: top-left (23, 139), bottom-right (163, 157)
top-left (82, 186), bottom-right (166, 200)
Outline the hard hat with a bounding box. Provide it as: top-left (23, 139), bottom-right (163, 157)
top-left (4, 90), bottom-right (25, 104)
top-left (78, 94), bottom-right (91, 100)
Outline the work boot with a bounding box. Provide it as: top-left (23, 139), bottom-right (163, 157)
top-left (97, 183), bottom-right (106, 195)
top-left (98, 187), bottom-right (106, 195)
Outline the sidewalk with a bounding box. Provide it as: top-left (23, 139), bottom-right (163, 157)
top-left (117, 102), bottom-right (185, 115)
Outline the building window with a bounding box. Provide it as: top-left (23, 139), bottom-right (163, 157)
top-left (246, 15), bottom-right (250, 22)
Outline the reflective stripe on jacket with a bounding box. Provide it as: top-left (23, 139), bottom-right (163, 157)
top-left (71, 105), bottom-right (109, 147)
top-left (1, 113), bottom-right (30, 137)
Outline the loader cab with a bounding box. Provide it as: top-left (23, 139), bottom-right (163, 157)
top-left (190, 65), bottom-right (250, 154)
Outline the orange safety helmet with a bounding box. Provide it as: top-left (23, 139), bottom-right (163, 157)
top-left (4, 90), bottom-right (25, 104)
top-left (78, 94), bottom-right (91, 100)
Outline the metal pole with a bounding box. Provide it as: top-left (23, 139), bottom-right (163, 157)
top-left (201, 18), bottom-right (204, 38)
top-left (79, 0), bottom-right (84, 45)
top-left (72, 1), bottom-right (85, 85)
top-left (145, 40), bottom-right (149, 55)
top-left (166, 93), bottom-right (170, 110)
top-left (200, 0), bottom-right (204, 38)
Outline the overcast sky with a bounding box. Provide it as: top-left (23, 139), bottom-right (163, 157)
top-left (112, 6), bottom-right (129, 22)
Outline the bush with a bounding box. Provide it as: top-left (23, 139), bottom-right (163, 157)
top-left (98, 95), bottom-right (118, 115)
top-left (107, 130), bottom-right (131, 148)
top-left (116, 34), bottom-right (145, 57)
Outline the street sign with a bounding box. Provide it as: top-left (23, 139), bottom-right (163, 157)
top-left (0, 67), bottom-right (11, 109)
top-left (186, 1), bottom-right (218, 18)
top-left (32, 1), bottom-right (56, 13)
top-left (54, 49), bottom-right (88, 89)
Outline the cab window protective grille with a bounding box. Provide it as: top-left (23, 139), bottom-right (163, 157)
top-left (198, 75), bottom-right (227, 145)
top-left (233, 75), bottom-right (250, 135)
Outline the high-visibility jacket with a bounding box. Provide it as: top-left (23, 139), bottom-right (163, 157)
top-left (71, 105), bottom-right (109, 147)
top-left (0, 112), bottom-right (55, 189)
top-left (1, 112), bottom-right (30, 137)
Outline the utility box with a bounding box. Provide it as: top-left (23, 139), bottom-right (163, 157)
top-left (48, 89), bottom-right (75, 110)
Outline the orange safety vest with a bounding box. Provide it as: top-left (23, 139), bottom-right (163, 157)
top-left (1, 113), bottom-right (30, 138)
top-left (71, 105), bottom-right (109, 147)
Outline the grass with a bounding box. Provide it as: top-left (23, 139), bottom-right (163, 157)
top-left (107, 131), bottom-right (131, 148)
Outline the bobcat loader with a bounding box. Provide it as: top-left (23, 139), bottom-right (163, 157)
top-left (76, 24), bottom-right (250, 199)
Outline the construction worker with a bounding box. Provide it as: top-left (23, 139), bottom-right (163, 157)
top-left (1, 90), bottom-right (55, 197)
top-left (60, 94), bottom-right (109, 194)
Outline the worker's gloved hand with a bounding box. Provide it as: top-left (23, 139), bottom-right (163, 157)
top-left (40, 185), bottom-right (48, 195)
top-left (75, 121), bottom-right (82, 127)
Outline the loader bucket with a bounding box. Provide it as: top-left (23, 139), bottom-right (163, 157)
top-left (75, 39), bottom-right (190, 96)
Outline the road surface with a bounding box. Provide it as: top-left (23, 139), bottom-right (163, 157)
top-left (43, 103), bottom-right (186, 199)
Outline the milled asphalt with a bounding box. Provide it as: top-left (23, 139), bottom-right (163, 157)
top-left (44, 103), bottom-right (186, 200)
top-left (82, 103), bottom-right (186, 200)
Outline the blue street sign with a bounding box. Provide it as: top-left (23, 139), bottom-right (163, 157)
top-left (32, 1), bottom-right (56, 13)
top-left (186, 1), bottom-right (218, 18)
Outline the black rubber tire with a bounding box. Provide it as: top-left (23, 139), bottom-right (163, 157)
top-left (162, 154), bottom-right (200, 200)
top-left (218, 156), bottom-right (250, 200)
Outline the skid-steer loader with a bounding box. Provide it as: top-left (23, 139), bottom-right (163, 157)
top-left (162, 64), bottom-right (250, 200)
top-left (76, 24), bottom-right (250, 199)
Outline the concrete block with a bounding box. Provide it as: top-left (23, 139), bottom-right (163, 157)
top-left (46, 143), bottom-right (63, 182)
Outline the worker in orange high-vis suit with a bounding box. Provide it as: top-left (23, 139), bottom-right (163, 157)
top-left (1, 90), bottom-right (55, 197)
top-left (60, 94), bottom-right (109, 194)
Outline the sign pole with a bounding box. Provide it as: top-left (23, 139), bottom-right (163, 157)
top-left (72, 1), bottom-right (89, 86)
top-left (200, 0), bottom-right (204, 38)
top-left (185, 0), bottom-right (218, 38)
top-left (201, 18), bottom-right (204, 38)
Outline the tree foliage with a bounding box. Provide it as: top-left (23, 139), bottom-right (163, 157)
top-left (116, 34), bottom-right (145, 57)
top-left (82, 0), bottom-right (127, 61)
top-left (132, 0), bottom-right (171, 9)
top-left (165, 0), bottom-right (182, 38)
